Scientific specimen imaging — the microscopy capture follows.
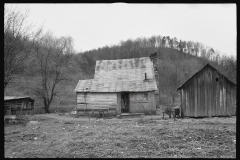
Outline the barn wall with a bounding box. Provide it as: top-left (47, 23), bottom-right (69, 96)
top-left (129, 92), bottom-right (156, 114)
top-left (76, 92), bottom-right (117, 110)
top-left (180, 66), bottom-right (236, 117)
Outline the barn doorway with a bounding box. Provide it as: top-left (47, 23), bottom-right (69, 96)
top-left (121, 92), bottom-right (129, 113)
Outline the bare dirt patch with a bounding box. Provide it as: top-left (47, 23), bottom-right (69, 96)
top-left (4, 114), bottom-right (236, 158)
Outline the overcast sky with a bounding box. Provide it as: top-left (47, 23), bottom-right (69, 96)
top-left (6, 3), bottom-right (236, 57)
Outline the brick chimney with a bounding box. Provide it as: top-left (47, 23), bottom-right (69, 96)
top-left (149, 52), bottom-right (158, 88)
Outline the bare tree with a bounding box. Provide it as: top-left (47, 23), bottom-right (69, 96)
top-left (173, 37), bottom-right (178, 50)
top-left (156, 35), bottom-right (162, 48)
top-left (193, 42), bottom-right (200, 57)
top-left (158, 61), bottom-right (181, 108)
top-left (26, 31), bottom-right (73, 113)
top-left (186, 41), bottom-right (193, 55)
top-left (4, 5), bottom-right (41, 91)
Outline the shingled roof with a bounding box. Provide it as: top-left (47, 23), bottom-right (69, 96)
top-left (75, 57), bottom-right (157, 92)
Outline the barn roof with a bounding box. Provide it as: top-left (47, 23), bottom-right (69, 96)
top-left (75, 57), bottom-right (157, 92)
top-left (4, 96), bottom-right (34, 101)
top-left (177, 63), bottom-right (236, 91)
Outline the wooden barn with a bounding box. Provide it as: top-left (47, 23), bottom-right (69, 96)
top-left (74, 57), bottom-right (158, 115)
top-left (4, 96), bottom-right (35, 116)
top-left (177, 63), bottom-right (236, 117)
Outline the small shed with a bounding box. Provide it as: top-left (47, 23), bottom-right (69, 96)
top-left (4, 96), bottom-right (35, 116)
top-left (74, 57), bottom-right (158, 115)
top-left (177, 63), bottom-right (236, 117)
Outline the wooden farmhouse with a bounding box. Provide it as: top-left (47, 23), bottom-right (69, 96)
top-left (177, 63), bottom-right (236, 117)
top-left (74, 57), bottom-right (158, 115)
top-left (4, 96), bottom-right (35, 116)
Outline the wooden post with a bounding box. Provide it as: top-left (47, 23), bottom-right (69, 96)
top-left (84, 92), bottom-right (87, 113)
top-left (88, 110), bottom-right (90, 121)
top-left (20, 101), bottom-right (23, 118)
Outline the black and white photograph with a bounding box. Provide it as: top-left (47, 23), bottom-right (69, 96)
top-left (4, 3), bottom-right (236, 158)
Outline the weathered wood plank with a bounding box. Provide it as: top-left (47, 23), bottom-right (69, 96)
top-left (188, 81), bottom-right (193, 117)
top-left (181, 89), bottom-right (185, 117)
top-left (129, 103), bottom-right (148, 113)
top-left (179, 64), bottom-right (236, 117)
top-left (195, 76), bottom-right (199, 117)
top-left (130, 93), bottom-right (148, 102)
top-left (148, 91), bottom-right (156, 114)
top-left (179, 90), bottom-right (182, 116)
top-left (211, 67), bottom-right (216, 116)
top-left (117, 93), bottom-right (121, 114)
top-left (223, 79), bottom-right (226, 116)
top-left (185, 85), bottom-right (189, 116)
top-left (77, 93), bottom-right (117, 104)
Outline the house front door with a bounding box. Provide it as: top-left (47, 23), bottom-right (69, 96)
top-left (121, 92), bottom-right (129, 113)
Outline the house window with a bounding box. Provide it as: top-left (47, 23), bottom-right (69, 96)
top-left (216, 78), bottom-right (219, 82)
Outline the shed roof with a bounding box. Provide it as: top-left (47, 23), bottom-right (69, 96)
top-left (4, 96), bottom-right (34, 101)
top-left (75, 79), bottom-right (157, 92)
top-left (177, 63), bottom-right (236, 91)
top-left (75, 57), bottom-right (157, 92)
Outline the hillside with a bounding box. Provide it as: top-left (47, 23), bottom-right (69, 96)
top-left (79, 45), bottom-right (236, 103)
top-left (4, 30), bottom-right (236, 113)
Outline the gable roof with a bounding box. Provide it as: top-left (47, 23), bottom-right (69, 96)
top-left (75, 57), bottom-right (157, 92)
top-left (177, 63), bottom-right (236, 91)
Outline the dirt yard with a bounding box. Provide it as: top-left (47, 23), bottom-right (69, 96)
top-left (4, 114), bottom-right (236, 158)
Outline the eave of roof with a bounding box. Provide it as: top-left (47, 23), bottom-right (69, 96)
top-left (4, 96), bottom-right (34, 101)
top-left (74, 79), bottom-right (158, 93)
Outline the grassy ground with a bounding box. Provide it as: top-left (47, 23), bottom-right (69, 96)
top-left (32, 105), bottom-right (76, 114)
top-left (4, 114), bottom-right (236, 158)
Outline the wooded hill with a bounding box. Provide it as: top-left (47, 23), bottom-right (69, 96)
top-left (4, 7), bottom-right (236, 113)
top-left (5, 35), bottom-right (237, 112)
top-left (79, 37), bottom-right (236, 106)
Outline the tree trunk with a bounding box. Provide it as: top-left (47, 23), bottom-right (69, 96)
top-left (44, 105), bottom-right (51, 113)
top-left (43, 97), bottom-right (51, 113)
